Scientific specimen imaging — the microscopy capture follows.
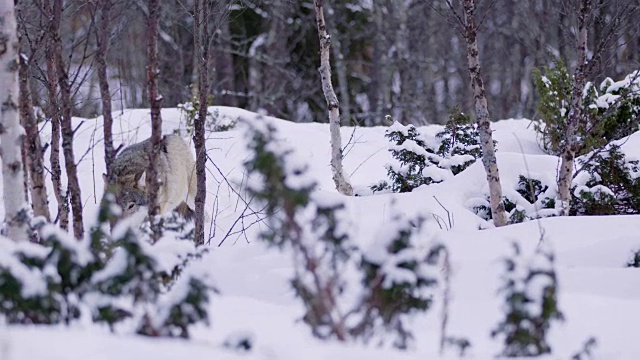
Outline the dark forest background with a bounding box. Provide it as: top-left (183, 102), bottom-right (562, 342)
top-left (17, 0), bottom-right (640, 126)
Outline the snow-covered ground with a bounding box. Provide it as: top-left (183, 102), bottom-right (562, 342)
top-left (2, 107), bottom-right (639, 359)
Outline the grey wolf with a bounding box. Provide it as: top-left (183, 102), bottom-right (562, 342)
top-left (103, 134), bottom-right (197, 221)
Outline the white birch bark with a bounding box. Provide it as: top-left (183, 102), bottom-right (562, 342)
top-left (462, 0), bottom-right (507, 227)
top-left (557, 0), bottom-right (592, 216)
top-left (0, 0), bottom-right (30, 241)
top-left (314, 0), bottom-right (353, 196)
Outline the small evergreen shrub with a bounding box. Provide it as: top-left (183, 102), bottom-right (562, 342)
top-left (502, 197), bottom-right (529, 225)
top-left (436, 109), bottom-right (484, 175)
top-left (0, 236), bottom-right (64, 325)
top-left (243, 117), bottom-right (443, 349)
top-left (468, 196), bottom-right (532, 225)
top-left (492, 242), bottom-right (564, 357)
top-left (372, 110), bottom-right (488, 194)
top-left (468, 196), bottom-right (493, 222)
top-left (516, 175), bottom-right (548, 204)
top-left (626, 249), bottom-right (640, 268)
top-left (468, 175), bottom-right (557, 225)
top-left (244, 117), bottom-right (357, 341)
top-left (532, 60), bottom-right (573, 155)
top-left (444, 337), bottom-right (472, 357)
top-left (177, 93), bottom-right (236, 135)
top-left (371, 121), bottom-right (442, 193)
top-left (508, 207), bottom-right (528, 224)
top-left (356, 208), bottom-right (441, 349)
top-left (533, 64), bottom-right (640, 156)
top-left (571, 144), bottom-right (640, 216)
top-left (147, 269), bottom-right (214, 338)
top-left (571, 337), bottom-right (598, 360)
top-left (0, 194), bottom-right (213, 338)
top-left (223, 331), bottom-right (254, 352)
top-left (591, 71), bottom-right (640, 145)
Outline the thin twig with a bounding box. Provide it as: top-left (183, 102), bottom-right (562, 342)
top-left (433, 195), bottom-right (454, 229)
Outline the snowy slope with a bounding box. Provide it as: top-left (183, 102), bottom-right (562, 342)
top-left (2, 107), bottom-right (639, 359)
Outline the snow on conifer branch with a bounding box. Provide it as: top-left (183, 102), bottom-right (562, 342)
top-left (243, 116), bottom-right (445, 348)
top-left (492, 240), bottom-right (564, 357)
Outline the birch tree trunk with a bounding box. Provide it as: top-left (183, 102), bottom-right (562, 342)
top-left (146, 0), bottom-right (163, 242)
top-left (19, 43), bottom-right (50, 221)
top-left (43, 0), bottom-right (68, 230)
top-left (557, 0), bottom-right (592, 216)
top-left (53, 0), bottom-right (84, 239)
top-left (314, 0), bottom-right (353, 196)
top-left (96, 0), bottom-right (115, 178)
top-left (462, 0), bottom-right (507, 227)
top-left (0, 0), bottom-right (30, 241)
top-left (193, 0), bottom-right (208, 246)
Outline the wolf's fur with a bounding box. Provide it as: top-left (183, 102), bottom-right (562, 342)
top-left (104, 134), bottom-right (197, 220)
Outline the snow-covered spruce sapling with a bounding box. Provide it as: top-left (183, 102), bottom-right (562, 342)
top-left (92, 214), bottom-right (209, 338)
top-left (243, 119), bottom-right (443, 348)
top-left (371, 120), bottom-right (440, 193)
top-left (0, 221), bottom-right (109, 326)
top-left (570, 337), bottom-right (597, 360)
top-left (627, 249), bottom-right (640, 268)
top-left (516, 176), bottom-right (548, 205)
top-left (470, 174), bottom-right (556, 225)
top-left (39, 226), bottom-right (103, 324)
top-left (572, 144), bottom-right (640, 216)
top-left (177, 94), bottom-right (233, 135)
top-left (532, 60), bottom-right (573, 156)
top-left (138, 213), bottom-right (212, 338)
top-left (595, 71), bottom-right (640, 143)
top-left (436, 108), bottom-right (484, 175)
top-left (354, 207), bottom-right (442, 349)
top-left (244, 118), bottom-right (354, 340)
top-left (0, 237), bottom-right (62, 324)
top-left (372, 111), bottom-right (488, 194)
top-left (0, 192), bottom-right (211, 338)
top-left (534, 65), bottom-right (640, 156)
top-left (501, 197), bottom-right (530, 225)
top-left (0, 195), bottom-right (123, 325)
top-left (492, 242), bottom-right (564, 357)
top-left (91, 224), bottom-right (161, 329)
top-left (515, 175), bottom-right (555, 219)
top-left (152, 212), bottom-right (203, 284)
top-left (142, 268), bottom-right (215, 338)
top-left (470, 196), bottom-right (528, 225)
top-left (223, 331), bottom-right (254, 352)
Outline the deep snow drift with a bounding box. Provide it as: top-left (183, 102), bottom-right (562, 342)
top-left (1, 107), bottom-right (639, 359)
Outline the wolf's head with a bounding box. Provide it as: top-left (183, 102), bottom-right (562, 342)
top-left (117, 185), bottom-right (149, 218)
top-left (102, 172), bottom-right (149, 223)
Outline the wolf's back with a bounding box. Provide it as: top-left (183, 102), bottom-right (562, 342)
top-left (109, 134), bottom-right (196, 215)
top-left (111, 138), bottom-right (152, 184)
top-left (158, 135), bottom-right (196, 209)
